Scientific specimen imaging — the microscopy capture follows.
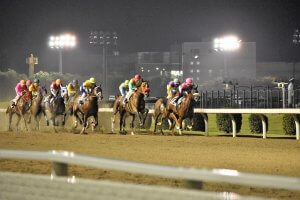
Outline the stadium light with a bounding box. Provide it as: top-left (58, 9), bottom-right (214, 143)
top-left (214, 35), bottom-right (241, 52)
top-left (213, 35), bottom-right (241, 79)
top-left (48, 33), bottom-right (77, 73)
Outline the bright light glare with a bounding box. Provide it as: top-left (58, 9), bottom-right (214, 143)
top-left (48, 33), bottom-right (77, 49)
top-left (214, 35), bottom-right (241, 51)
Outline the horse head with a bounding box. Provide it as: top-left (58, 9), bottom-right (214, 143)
top-left (191, 84), bottom-right (200, 101)
top-left (60, 86), bottom-right (69, 103)
top-left (139, 81), bottom-right (150, 97)
top-left (93, 86), bottom-right (103, 100)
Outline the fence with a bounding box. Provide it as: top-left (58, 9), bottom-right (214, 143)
top-left (199, 86), bottom-right (300, 109)
top-left (0, 149), bottom-right (299, 200)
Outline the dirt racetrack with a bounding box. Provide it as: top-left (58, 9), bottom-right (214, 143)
top-left (0, 131), bottom-right (300, 199)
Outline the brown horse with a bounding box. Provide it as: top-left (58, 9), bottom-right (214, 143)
top-left (72, 86), bottom-right (103, 134)
top-left (165, 86), bottom-right (199, 135)
top-left (6, 91), bottom-right (31, 131)
top-left (27, 87), bottom-right (48, 130)
top-left (153, 97), bottom-right (173, 135)
top-left (111, 81), bottom-right (150, 135)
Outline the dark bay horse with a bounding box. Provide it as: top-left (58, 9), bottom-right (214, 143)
top-left (6, 91), bottom-right (31, 131)
top-left (43, 93), bottom-right (66, 133)
top-left (111, 81), bottom-right (150, 135)
top-left (165, 86), bottom-right (199, 135)
top-left (72, 86), bottom-right (103, 134)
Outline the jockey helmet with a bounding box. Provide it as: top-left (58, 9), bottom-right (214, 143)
top-left (20, 80), bottom-right (26, 86)
top-left (72, 79), bottom-right (78, 85)
top-left (33, 79), bottom-right (40, 84)
top-left (90, 77), bottom-right (96, 84)
top-left (174, 78), bottom-right (180, 86)
top-left (124, 80), bottom-right (130, 86)
top-left (181, 82), bottom-right (188, 90)
top-left (169, 81), bottom-right (175, 87)
top-left (185, 78), bottom-right (193, 85)
top-left (26, 80), bottom-right (32, 86)
top-left (56, 79), bottom-right (62, 85)
top-left (134, 74), bottom-right (141, 80)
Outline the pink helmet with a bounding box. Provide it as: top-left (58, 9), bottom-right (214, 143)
top-left (181, 82), bottom-right (188, 90)
top-left (134, 74), bottom-right (141, 80)
top-left (185, 78), bottom-right (193, 85)
top-left (26, 80), bottom-right (32, 85)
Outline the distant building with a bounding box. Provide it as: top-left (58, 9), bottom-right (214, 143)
top-left (181, 42), bottom-right (256, 84)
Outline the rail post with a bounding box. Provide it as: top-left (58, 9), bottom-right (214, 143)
top-left (229, 114), bottom-right (237, 137)
top-left (250, 85), bottom-right (253, 108)
top-left (259, 114), bottom-right (267, 139)
top-left (292, 114), bottom-right (300, 140)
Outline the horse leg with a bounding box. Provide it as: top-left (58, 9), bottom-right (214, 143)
top-left (168, 113), bottom-right (180, 135)
top-left (142, 108), bottom-right (149, 127)
top-left (153, 113), bottom-right (161, 134)
top-left (177, 117), bottom-right (184, 135)
top-left (42, 109), bottom-right (49, 126)
top-left (130, 114), bottom-right (135, 135)
top-left (119, 112), bottom-right (126, 134)
top-left (135, 111), bottom-right (143, 127)
top-left (15, 114), bottom-right (21, 132)
top-left (92, 114), bottom-right (98, 132)
top-left (80, 115), bottom-right (88, 134)
top-left (62, 113), bottom-right (66, 126)
top-left (7, 111), bottom-right (13, 132)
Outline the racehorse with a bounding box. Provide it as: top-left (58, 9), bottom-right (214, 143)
top-left (72, 86), bottom-right (103, 134)
top-left (6, 90), bottom-right (31, 131)
top-left (111, 81), bottom-right (150, 135)
top-left (27, 86), bottom-right (48, 130)
top-left (43, 91), bottom-right (67, 133)
top-left (164, 85), bottom-right (200, 135)
top-left (153, 97), bottom-right (173, 135)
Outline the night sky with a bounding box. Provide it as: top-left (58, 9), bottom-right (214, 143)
top-left (0, 0), bottom-right (300, 74)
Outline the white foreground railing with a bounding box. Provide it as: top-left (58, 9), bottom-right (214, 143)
top-left (0, 149), bottom-right (299, 191)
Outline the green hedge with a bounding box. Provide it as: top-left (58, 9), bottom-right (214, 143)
top-left (282, 114), bottom-right (296, 135)
top-left (248, 114), bottom-right (268, 134)
top-left (216, 113), bottom-right (242, 133)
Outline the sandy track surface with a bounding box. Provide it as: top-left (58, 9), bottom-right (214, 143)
top-left (0, 131), bottom-right (299, 199)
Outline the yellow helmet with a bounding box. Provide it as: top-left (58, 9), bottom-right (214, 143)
top-left (89, 77), bottom-right (96, 84)
top-left (124, 80), bottom-right (129, 86)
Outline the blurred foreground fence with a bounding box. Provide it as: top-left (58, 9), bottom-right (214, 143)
top-left (0, 149), bottom-right (299, 200)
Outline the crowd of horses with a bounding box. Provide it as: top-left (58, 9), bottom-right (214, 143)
top-left (5, 81), bottom-right (200, 135)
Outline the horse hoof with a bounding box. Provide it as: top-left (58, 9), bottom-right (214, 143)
top-left (46, 121), bottom-right (49, 126)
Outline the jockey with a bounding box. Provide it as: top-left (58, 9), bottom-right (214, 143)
top-left (11, 80), bottom-right (29, 107)
top-left (67, 79), bottom-right (79, 97)
top-left (170, 78), bottom-right (193, 106)
top-left (119, 80), bottom-right (130, 97)
top-left (124, 74), bottom-right (142, 104)
top-left (45, 79), bottom-right (62, 104)
top-left (79, 77), bottom-right (96, 104)
top-left (26, 80), bottom-right (32, 88)
top-left (167, 78), bottom-right (180, 99)
top-left (29, 79), bottom-right (41, 98)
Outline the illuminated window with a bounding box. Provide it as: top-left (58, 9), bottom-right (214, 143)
top-left (190, 69), bottom-right (193, 73)
top-left (196, 77), bottom-right (200, 81)
top-left (190, 61), bottom-right (194, 65)
top-left (196, 69), bottom-right (200, 73)
top-left (196, 61), bottom-right (200, 65)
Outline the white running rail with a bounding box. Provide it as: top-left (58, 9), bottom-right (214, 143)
top-left (0, 149), bottom-right (299, 191)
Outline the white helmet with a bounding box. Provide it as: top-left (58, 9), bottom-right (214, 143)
top-left (174, 78), bottom-right (180, 86)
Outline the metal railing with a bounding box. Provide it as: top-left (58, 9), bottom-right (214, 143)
top-left (199, 87), bottom-right (300, 109)
top-left (0, 149), bottom-right (299, 191)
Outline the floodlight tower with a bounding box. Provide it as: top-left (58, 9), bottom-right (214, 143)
top-left (48, 33), bottom-right (76, 73)
top-left (89, 31), bottom-right (118, 96)
top-left (292, 29), bottom-right (300, 79)
top-left (214, 35), bottom-right (241, 79)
